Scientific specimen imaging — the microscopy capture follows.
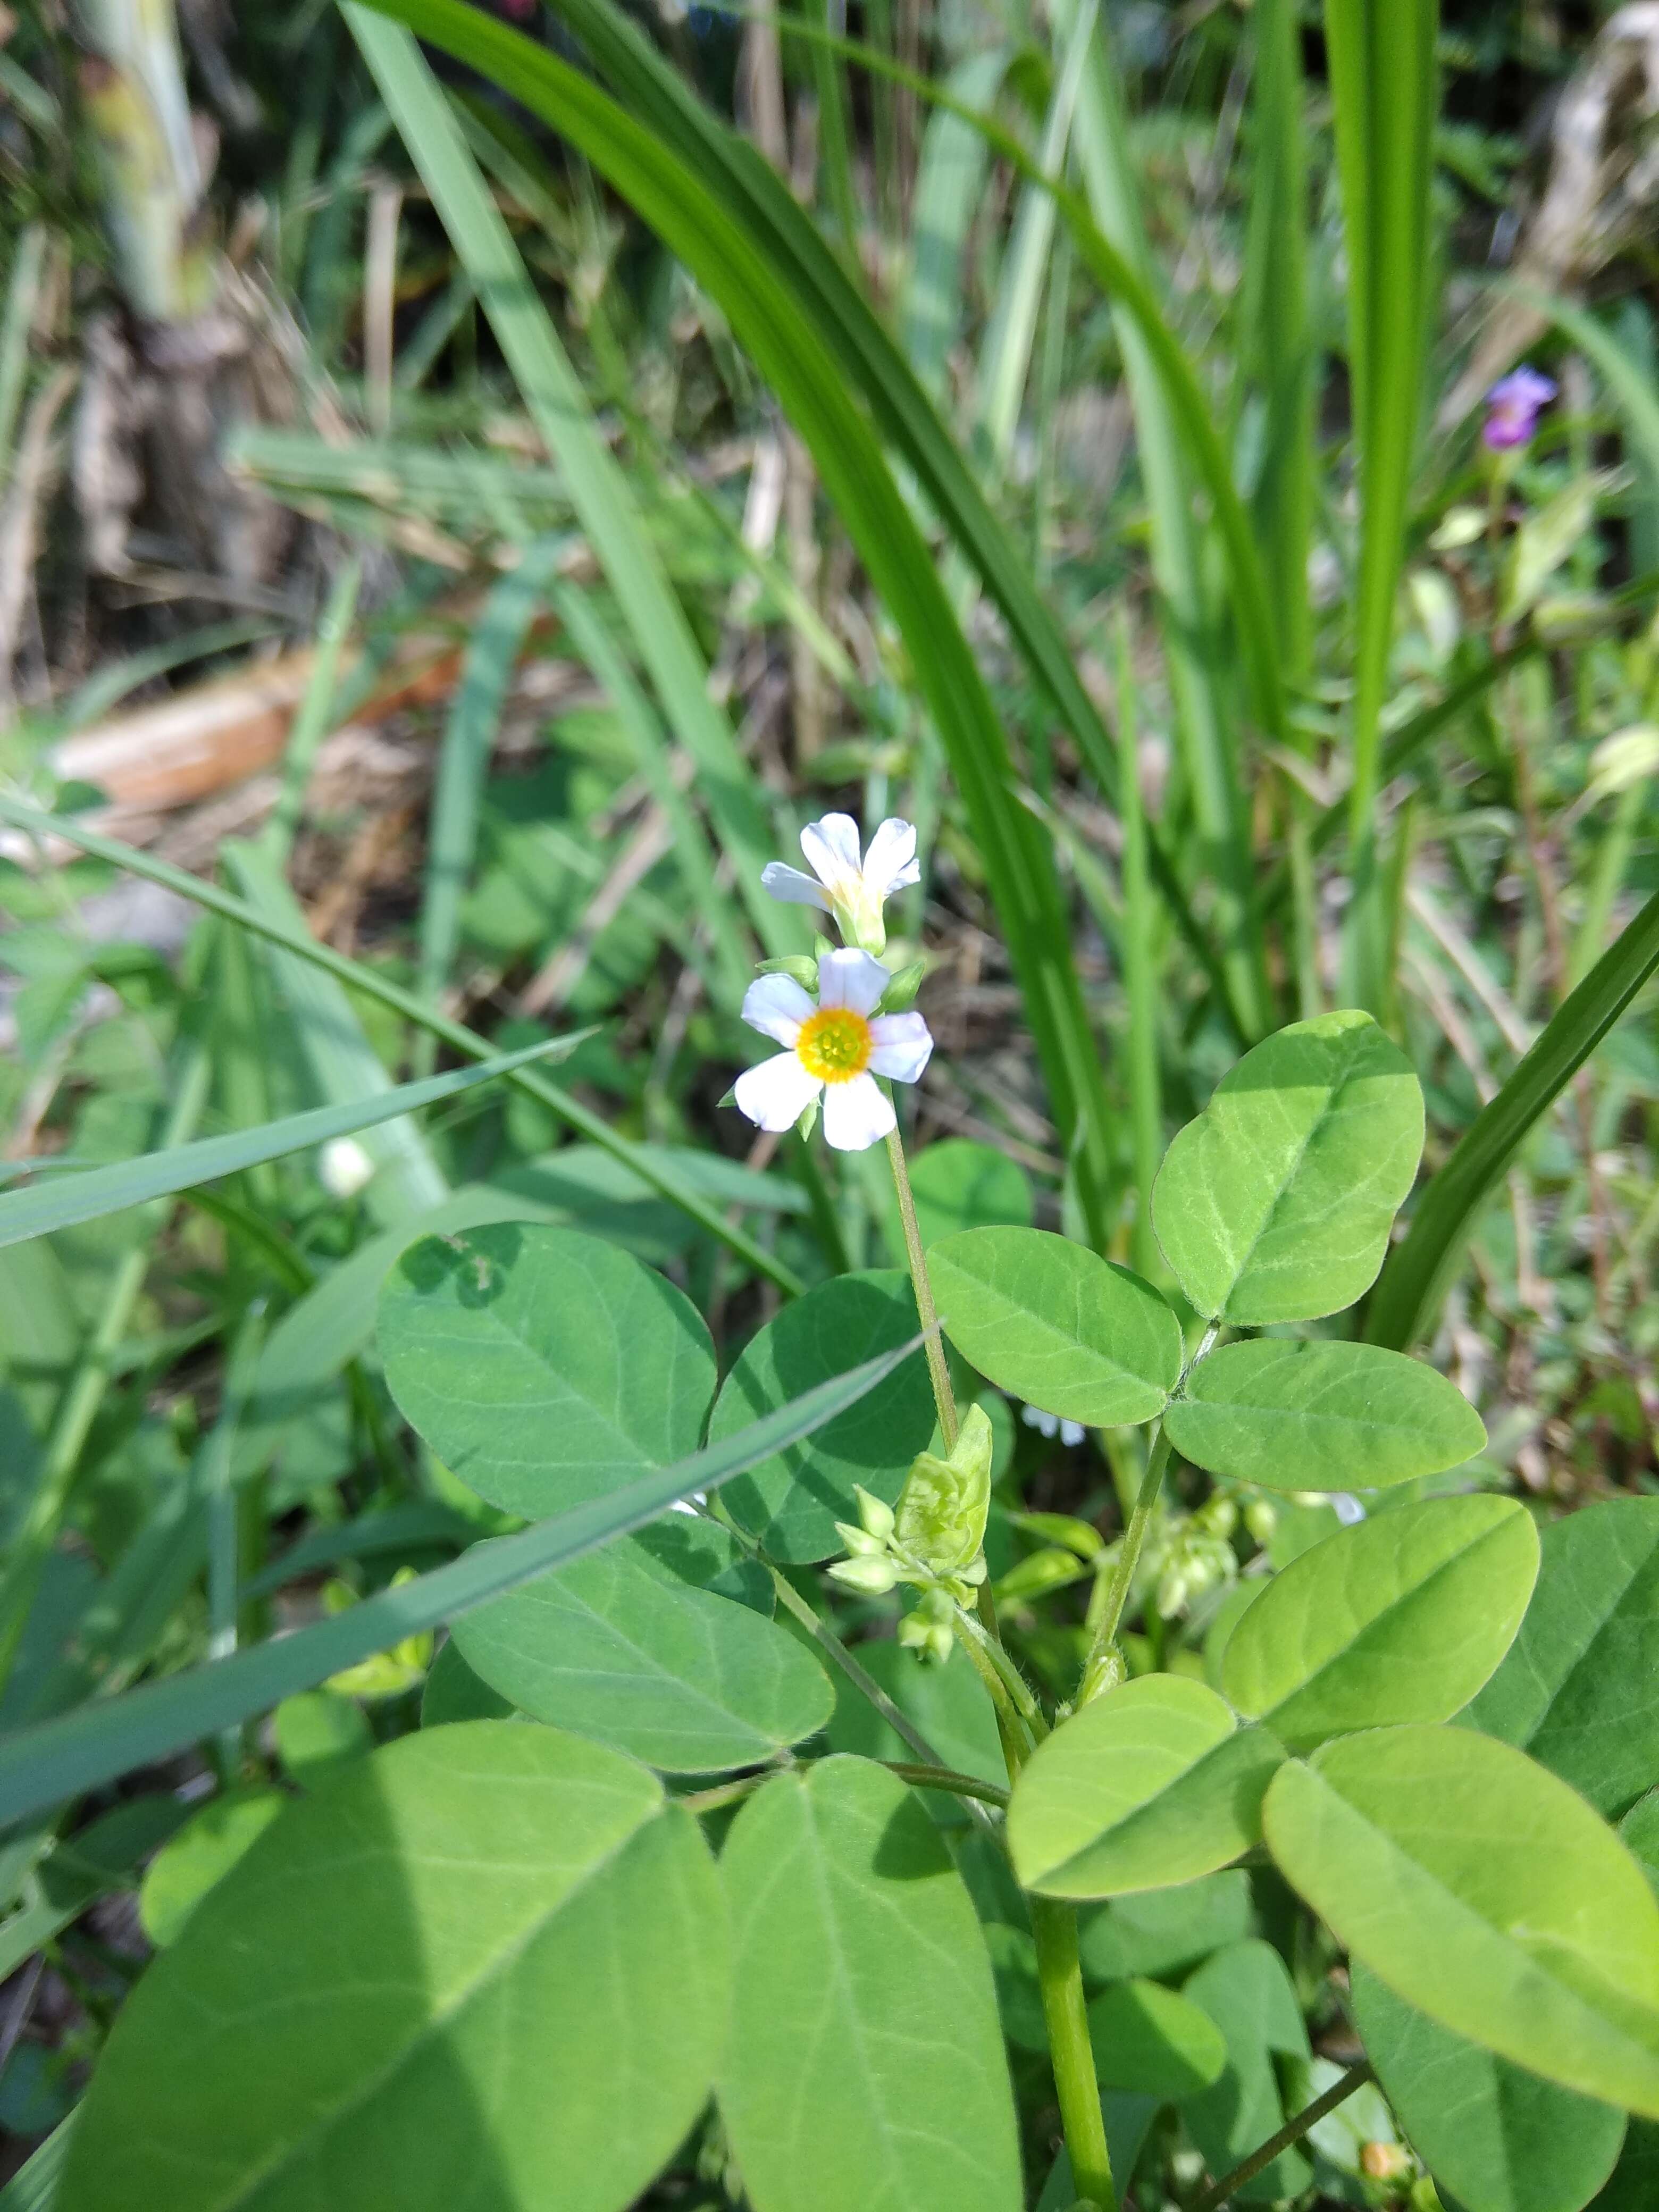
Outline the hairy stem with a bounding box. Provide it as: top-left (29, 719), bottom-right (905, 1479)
top-left (884, 1121), bottom-right (957, 1446)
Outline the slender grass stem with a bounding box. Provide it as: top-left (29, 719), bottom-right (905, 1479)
top-left (883, 1121), bottom-right (957, 1447)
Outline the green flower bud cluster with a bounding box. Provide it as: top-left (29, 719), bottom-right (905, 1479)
top-left (1138, 1490), bottom-right (1241, 1622)
top-left (826, 1405), bottom-right (995, 1658)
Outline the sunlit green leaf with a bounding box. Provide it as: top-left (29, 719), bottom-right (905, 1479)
top-left (928, 1228), bottom-right (1182, 1427)
top-left (709, 1271), bottom-right (935, 1562)
top-left (1009, 1675), bottom-right (1283, 1897)
top-left (450, 1523), bottom-right (832, 1771)
top-left (1264, 1725), bottom-right (1659, 2115)
top-left (1086, 1978), bottom-right (1226, 2099)
top-left (1465, 1498), bottom-right (1659, 1817)
top-left (718, 1756), bottom-right (1021, 2212)
top-left (1164, 1339), bottom-right (1486, 1491)
top-left (1221, 1496), bottom-right (1538, 1748)
top-left (62, 1725), bottom-right (729, 2212)
top-left (379, 1222), bottom-right (716, 1518)
top-left (1352, 1961), bottom-right (1626, 2212)
top-left (1152, 1011), bottom-right (1422, 1323)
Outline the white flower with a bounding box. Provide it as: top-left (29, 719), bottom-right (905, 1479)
top-left (761, 812), bottom-right (920, 956)
top-left (1331, 1492), bottom-right (1367, 1526)
top-left (1021, 1403), bottom-right (1085, 1449)
top-left (733, 946), bottom-right (932, 1152)
top-left (317, 1136), bottom-right (376, 1200)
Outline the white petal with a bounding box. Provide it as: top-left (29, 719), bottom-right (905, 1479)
top-left (741, 972), bottom-right (814, 1045)
top-left (817, 945), bottom-right (890, 1015)
top-left (1059, 1420), bottom-right (1086, 1448)
top-left (760, 862), bottom-right (831, 911)
top-left (868, 1011), bottom-right (933, 1084)
top-left (1331, 1493), bottom-right (1367, 1526)
top-left (800, 812), bottom-right (863, 890)
top-left (1021, 1404), bottom-right (1059, 1438)
top-left (821, 1071), bottom-right (895, 1151)
top-left (861, 817), bottom-right (918, 898)
top-left (734, 1052), bottom-right (822, 1132)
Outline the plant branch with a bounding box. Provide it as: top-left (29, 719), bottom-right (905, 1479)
top-left (1190, 2063), bottom-right (1372, 2212)
top-left (1030, 1897), bottom-right (1117, 2212)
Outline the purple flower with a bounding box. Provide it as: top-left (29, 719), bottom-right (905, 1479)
top-left (1483, 366), bottom-right (1557, 451)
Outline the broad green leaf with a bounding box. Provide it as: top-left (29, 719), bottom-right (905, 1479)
top-left (1590, 2122), bottom-right (1659, 2211)
top-left (718, 1756), bottom-right (1021, 2212)
top-left (0, 1331), bottom-right (916, 1829)
top-left (1078, 1870), bottom-right (1254, 1984)
top-left (884, 1138), bottom-right (1033, 1258)
top-left (61, 1725), bottom-right (728, 2212)
top-left (928, 1228), bottom-right (1182, 1427)
top-left (1008, 1675), bottom-right (1284, 1898)
top-left (1263, 1725), bottom-right (1659, 2115)
top-left (1221, 1496), bottom-right (1538, 1749)
top-left (1623, 1791), bottom-right (1659, 1899)
top-left (1151, 1011), bottom-right (1422, 1323)
top-left (710, 1271), bottom-right (935, 1562)
top-left (421, 1638), bottom-right (516, 1727)
top-left (1086, 1978), bottom-right (1227, 2098)
top-left (380, 1222), bottom-right (716, 1518)
top-left (1352, 1960), bottom-right (1626, 2212)
top-left (450, 1525), bottom-right (832, 1771)
top-left (272, 1692), bottom-right (372, 1788)
top-left (136, 1788), bottom-right (289, 1948)
top-left (1464, 1498), bottom-right (1659, 1817)
top-left (0, 1036), bottom-right (580, 1249)
top-left (1182, 1940), bottom-right (1312, 2202)
top-left (1164, 1339), bottom-right (1486, 1491)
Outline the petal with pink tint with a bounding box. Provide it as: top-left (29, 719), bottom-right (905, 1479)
top-left (760, 862), bottom-right (831, 911)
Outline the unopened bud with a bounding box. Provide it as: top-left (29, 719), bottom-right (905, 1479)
top-left (832, 1521), bottom-right (887, 1559)
top-left (1077, 1644), bottom-right (1126, 1708)
top-left (853, 1486), bottom-right (895, 1541)
top-left (826, 1553), bottom-right (900, 1597)
top-left (755, 954), bottom-right (821, 991)
top-left (1244, 1498), bottom-right (1278, 1546)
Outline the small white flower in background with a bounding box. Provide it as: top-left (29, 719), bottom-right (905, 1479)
top-left (1021, 1403), bottom-right (1085, 1449)
top-left (734, 946), bottom-right (932, 1153)
top-left (317, 1136), bottom-right (375, 1201)
top-left (761, 812), bottom-right (920, 957)
top-left (1331, 1492), bottom-right (1367, 1526)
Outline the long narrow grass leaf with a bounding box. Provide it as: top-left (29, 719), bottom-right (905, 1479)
top-left (1367, 889), bottom-right (1659, 1350)
top-left (0, 1037), bottom-right (581, 1250)
top-left (0, 798), bottom-right (802, 1292)
top-left (0, 1334), bottom-right (924, 1826)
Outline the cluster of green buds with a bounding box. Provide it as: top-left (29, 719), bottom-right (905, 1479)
top-left (1145, 1491), bottom-right (1241, 1621)
top-left (827, 1404), bottom-right (994, 1662)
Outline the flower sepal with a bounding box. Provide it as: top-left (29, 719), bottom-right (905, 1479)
top-left (877, 957), bottom-right (929, 1013)
top-left (755, 954), bottom-right (820, 992)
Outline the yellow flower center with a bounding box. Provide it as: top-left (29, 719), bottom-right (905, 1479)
top-left (796, 1006), bottom-right (874, 1083)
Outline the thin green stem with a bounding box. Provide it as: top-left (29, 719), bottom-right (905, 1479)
top-left (1082, 1425), bottom-right (1170, 1679)
top-left (1189, 2063), bottom-right (1372, 2212)
top-left (880, 1761), bottom-right (1011, 1809)
top-left (953, 1602), bottom-right (1042, 1745)
top-left (883, 1122), bottom-right (958, 1447)
top-left (1030, 1897), bottom-right (1117, 2212)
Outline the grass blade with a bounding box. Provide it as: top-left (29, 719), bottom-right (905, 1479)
top-left (345, 8), bottom-right (793, 959)
top-left (1367, 889), bottom-right (1659, 1351)
top-left (0, 797), bottom-right (803, 1292)
top-left (1325, 0), bottom-right (1438, 1006)
top-left (0, 1036), bottom-right (581, 1250)
top-left (0, 1334), bottom-right (926, 1826)
top-left (359, 0), bottom-right (1124, 1236)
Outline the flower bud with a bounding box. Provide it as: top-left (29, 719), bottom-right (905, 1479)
top-left (853, 1486), bottom-right (896, 1541)
top-left (826, 1553), bottom-right (901, 1596)
top-left (1077, 1643), bottom-right (1125, 1709)
top-left (318, 1136), bottom-right (375, 1201)
top-left (832, 1521), bottom-right (887, 1559)
top-left (1244, 1498), bottom-right (1278, 1546)
top-left (894, 1403), bottom-right (993, 1578)
top-left (756, 954), bottom-right (821, 991)
top-left (878, 957), bottom-right (928, 1012)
